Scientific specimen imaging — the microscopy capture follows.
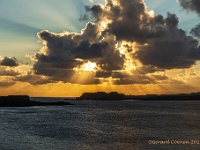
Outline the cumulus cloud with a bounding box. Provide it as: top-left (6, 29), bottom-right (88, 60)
top-left (31, 0), bottom-right (200, 85)
top-left (0, 57), bottom-right (19, 67)
top-left (190, 23), bottom-right (200, 38)
top-left (134, 23), bottom-right (200, 69)
top-left (0, 67), bottom-right (20, 76)
top-left (85, 1), bottom-right (200, 69)
top-left (33, 21), bottom-right (124, 84)
top-left (178, 0), bottom-right (200, 14)
top-left (86, 0), bottom-right (163, 42)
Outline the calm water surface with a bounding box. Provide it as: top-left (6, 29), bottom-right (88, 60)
top-left (0, 98), bottom-right (200, 150)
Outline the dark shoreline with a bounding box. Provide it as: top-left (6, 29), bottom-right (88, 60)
top-left (1, 93), bottom-right (200, 107)
top-left (77, 92), bottom-right (200, 101)
top-left (0, 95), bottom-right (73, 107)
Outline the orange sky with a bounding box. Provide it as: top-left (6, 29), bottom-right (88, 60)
top-left (1, 0), bottom-right (200, 97)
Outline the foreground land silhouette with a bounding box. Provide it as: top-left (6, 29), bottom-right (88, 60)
top-left (0, 95), bottom-right (73, 107)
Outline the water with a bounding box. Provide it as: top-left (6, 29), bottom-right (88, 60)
top-left (0, 98), bottom-right (200, 150)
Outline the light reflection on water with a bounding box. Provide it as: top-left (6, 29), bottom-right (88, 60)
top-left (0, 99), bottom-right (200, 150)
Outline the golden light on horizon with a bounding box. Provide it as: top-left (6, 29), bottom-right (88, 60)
top-left (1, 81), bottom-right (196, 97)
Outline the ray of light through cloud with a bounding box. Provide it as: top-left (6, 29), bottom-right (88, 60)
top-left (1, 0), bottom-right (200, 96)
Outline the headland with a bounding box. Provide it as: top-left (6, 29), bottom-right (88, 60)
top-left (0, 95), bottom-right (73, 107)
top-left (78, 92), bottom-right (125, 100)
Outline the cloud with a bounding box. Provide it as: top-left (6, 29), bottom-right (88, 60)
top-left (0, 81), bottom-right (15, 87)
top-left (98, 69), bottom-right (168, 85)
top-left (178, 0), bottom-right (200, 15)
top-left (33, 21), bottom-right (124, 84)
top-left (86, 0), bottom-right (163, 43)
top-left (72, 40), bottom-right (107, 59)
top-left (79, 14), bottom-right (89, 21)
top-left (0, 57), bottom-right (19, 67)
top-left (31, 0), bottom-right (200, 85)
top-left (86, 0), bottom-right (200, 69)
top-left (111, 71), bottom-right (153, 85)
top-left (134, 24), bottom-right (200, 69)
top-left (0, 67), bottom-right (20, 76)
top-left (190, 23), bottom-right (200, 38)
top-left (16, 73), bottom-right (54, 85)
top-left (89, 0), bottom-right (94, 3)
top-left (0, 74), bottom-right (16, 87)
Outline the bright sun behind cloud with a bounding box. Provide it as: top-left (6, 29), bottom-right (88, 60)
top-left (1, 0), bottom-right (200, 97)
top-left (74, 61), bottom-right (98, 72)
top-left (83, 61), bottom-right (97, 72)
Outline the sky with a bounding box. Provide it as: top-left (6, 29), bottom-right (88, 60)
top-left (1, 0), bottom-right (200, 97)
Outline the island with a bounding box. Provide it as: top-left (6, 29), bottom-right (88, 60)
top-left (0, 95), bottom-right (73, 107)
top-left (126, 93), bottom-right (200, 101)
top-left (78, 92), bottom-right (125, 100)
top-left (78, 92), bottom-right (200, 101)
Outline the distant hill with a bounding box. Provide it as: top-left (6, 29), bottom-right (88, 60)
top-left (78, 92), bottom-right (125, 100)
top-left (78, 92), bottom-right (200, 101)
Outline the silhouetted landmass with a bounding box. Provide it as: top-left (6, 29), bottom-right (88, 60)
top-left (79, 92), bottom-right (125, 100)
top-left (2, 93), bottom-right (200, 106)
top-left (129, 93), bottom-right (200, 101)
top-left (0, 95), bottom-right (73, 107)
top-left (78, 92), bottom-right (200, 101)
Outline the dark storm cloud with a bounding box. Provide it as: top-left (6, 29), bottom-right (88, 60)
top-left (85, 0), bottom-right (165, 42)
top-left (34, 21), bottom-right (124, 84)
top-left (85, 4), bottom-right (104, 21)
top-left (135, 36), bottom-right (200, 69)
top-left (165, 13), bottom-right (179, 28)
top-left (98, 42), bottom-right (125, 71)
top-left (72, 41), bottom-right (108, 59)
top-left (32, 0), bottom-right (200, 85)
top-left (179, 0), bottom-right (200, 14)
top-left (0, 57), bottom-right (19, 67)
top-left (190, 23), bottom-right (200, 38)
top-left (106, 0), bottom-right (151, 42)
top-left (134, 13), bottom-right (200, 69)
top-left (86, 0), bottom-right (200, 69)
top-left (34, 30), bottom-right (80, 71)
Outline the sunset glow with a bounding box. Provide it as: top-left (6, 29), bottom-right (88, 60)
top-left (83, 61), bottom-right (98, 72)
top-left (1, 0), bottom-right (200, 97)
